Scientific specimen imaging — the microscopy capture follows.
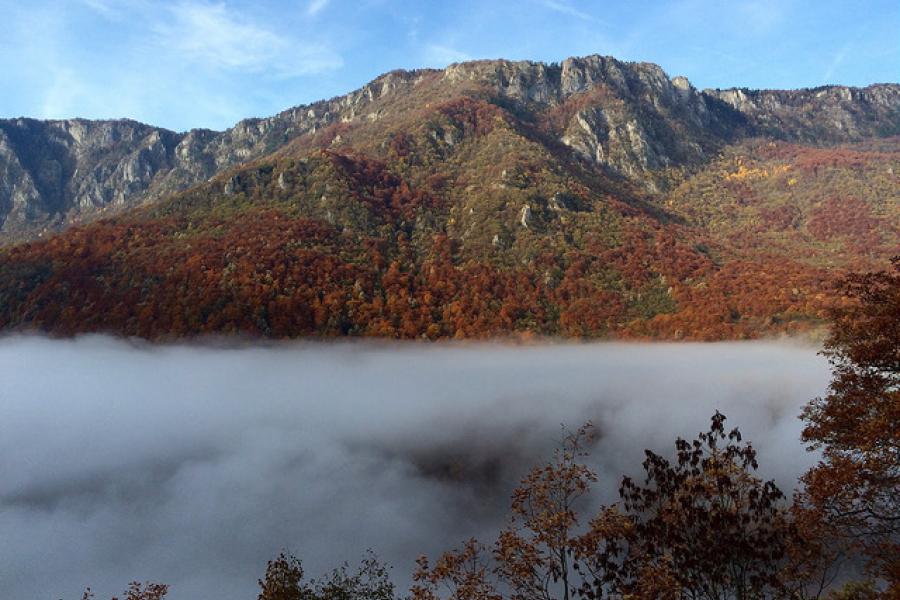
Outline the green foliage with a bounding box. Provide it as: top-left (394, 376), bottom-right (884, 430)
top-left (627, 276), bottom-right (677, 319)
top-left (825, 580), bottom-right (881, 600)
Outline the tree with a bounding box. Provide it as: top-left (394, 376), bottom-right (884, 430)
top-left (494, 423), bottom-right (597, 600)
top-left (412, 425), bottom-right (600, 600)
top-left (606, 412), bottom-right (792, 600)
top-left (306, 551), bottom-right (396, 600)
top-left (259, 550), bottom-right (397, 600)
top-left (416, 414), bottom-right (833, 599)
top-left (114, 582), bottom-right (169, 600)
top-left (259, 551), bottom-right (305, 600)
top-left (77, 582), bottom-right (169, 600)
top-left (800, 257), bottom-right (900, 588)
top-left (412, 538), bottom-right (500, 600)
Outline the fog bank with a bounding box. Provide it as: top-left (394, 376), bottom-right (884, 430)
top-left (0, 337), bottom-right (830, 600)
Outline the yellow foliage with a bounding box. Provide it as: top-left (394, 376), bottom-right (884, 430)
top-left (724, 162), bottom-right (791, 182)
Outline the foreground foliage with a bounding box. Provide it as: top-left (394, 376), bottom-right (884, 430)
top-left (257, 551), bottom-right (396, 600)
top-left (416, 415), bottom-right (842, 600)
top-left (801, 258), bottom-right (900, 590)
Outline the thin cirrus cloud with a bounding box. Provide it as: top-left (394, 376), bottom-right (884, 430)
top-left (2, 0), bottom-right (897, 132)
top-left (154, 1), bottom-right (342, 77)
top-left (81, 0), bottom-right (120, 16)
top-left (535, 0), bottom-right (602, 23)
top-left (733, 0), bottom-right (788, 35)
top-left (19, 0), bottom-right (346, 129)
top-left (822, 44), bottom-right (850, 84)
top-left (423, 44), bottom-right (472, 66)
top-left (307, 0), bottom-right (330, 16)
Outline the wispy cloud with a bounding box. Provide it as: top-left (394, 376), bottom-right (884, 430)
top-left (80, 0), bottom-right (146, 20)
top-left (424, 44), bottom-right (472, 66)
top-left (81, 0), bottom-right (117, 15)
top-left (5, 0), bottom-right (344, 130)
top-left (822, 44), bottom-right (849, 83)
top-left (307, 0), bottom-right (330, 16)
top-left (39, 67), bottom-right (90, 119)
top-left (536, 0), bottom-right (602, 24)
top-left (735, 0), bottom-right (787, 35)
top-left (156, 1), bottom-right (341, 77)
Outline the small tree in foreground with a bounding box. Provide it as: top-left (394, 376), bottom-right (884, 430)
top-left (415, 413), bottom-right (829, 600)
top-left (577, 412), bottom-right (793, 600)
top-left (259, 551), bottom-right (305, 600)
top-left (494, 423), bottom-right (597, 600)
top-left (114, 582), bottom-right (169, 600)
top-left (79, 582), bottom-right (169, 600)
top-left (307, 551), bottom-right (396, 600)
top-left (412, 538), bottom-right (500, 600)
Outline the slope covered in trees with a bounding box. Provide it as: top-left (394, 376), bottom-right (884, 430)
top-left (0, 57), bottom-right (898, 340)
top-left (0, 147), bottom-right (840, 340)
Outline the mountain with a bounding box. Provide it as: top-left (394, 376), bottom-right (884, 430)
top-left (0, 55), bottom-right (898, 340)
top-left (3, 55), bottom-right (899, 245)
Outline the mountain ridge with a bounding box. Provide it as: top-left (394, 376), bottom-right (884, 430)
top-left (2, 54), bottom-right (899, 244)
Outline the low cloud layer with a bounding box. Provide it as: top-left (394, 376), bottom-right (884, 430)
top-left (0, 337), bottom-right (830, 600)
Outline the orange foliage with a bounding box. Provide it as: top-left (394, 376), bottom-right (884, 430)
top-left (800, 258), bottom-right (900, 590)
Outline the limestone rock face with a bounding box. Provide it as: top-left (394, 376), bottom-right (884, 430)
top-left (0, 68), bottom-right (428, 244)
top-left (2, 54), bottom-right (899, 244)
top-left (704, 84), bottom-right (900, 142)
top-left (0, 118), bottom-right (188, 241)
top-left (438, 56), bottom-right (746, 189)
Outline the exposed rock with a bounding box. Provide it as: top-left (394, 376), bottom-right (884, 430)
top-left (519, 205), bottom-right (532, 228)
top-left (704, 84), bottom-right (900, 142)
top-left (548, 192), bottom-right (566, 212)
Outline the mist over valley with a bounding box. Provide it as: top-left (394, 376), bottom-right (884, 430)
top-left (0, 337), bottom-right (829, 600)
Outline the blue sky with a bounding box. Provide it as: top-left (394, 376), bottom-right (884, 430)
top-left (1, 0), bottom-right (897, 132)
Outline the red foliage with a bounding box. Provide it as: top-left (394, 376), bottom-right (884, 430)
top-left (759, 142), bottom-right (894, 175)
top-left (807, 197), bottom-right (882, 254)
top-left (758, 204), bottom-right (801, 231)
top-left (801, 259), bottom-right (900, 589)
top-left (434, 97), bottom-right (506, 137)
top-left (327, 151), bottom-right (437, 219)
top-left (633, 258), bottom-right (834, 340)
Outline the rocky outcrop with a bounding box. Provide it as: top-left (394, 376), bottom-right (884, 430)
top-left (0, 69), bottom-right (431, 244)
top-left (705, 84), bottom-right (900, 142)
top-left (0, 118), bottom-right (198, 241)
top-left (442, 56), bottom-right (900, 187)
top-left (2, 54), bottom-right (899, 244)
